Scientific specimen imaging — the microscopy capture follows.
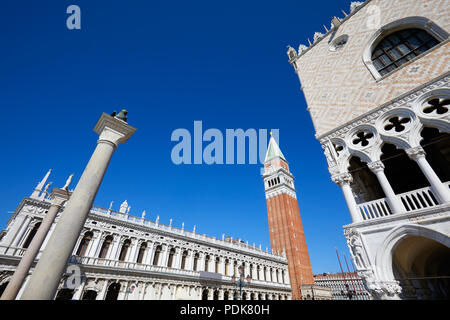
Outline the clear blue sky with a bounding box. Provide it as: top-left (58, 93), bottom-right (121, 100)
top-left (0, 0), bottom-right (357, 274)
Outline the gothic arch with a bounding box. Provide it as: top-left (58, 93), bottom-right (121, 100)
top-left (374, 224), bottom-right (450, 282)
top-left (362, 16), bottom-right (449, 80)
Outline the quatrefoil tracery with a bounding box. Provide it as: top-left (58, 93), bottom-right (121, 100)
top-left (423, 98), bottom-right (449, 115)
top-left (384, 116), bottom-right (411, 133)
top-left (352, 131), bottom-right (374, 147)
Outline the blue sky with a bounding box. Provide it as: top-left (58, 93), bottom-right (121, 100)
top-left (0, 0), bottom-right (357, 274)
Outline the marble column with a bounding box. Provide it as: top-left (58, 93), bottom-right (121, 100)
top-left (406, 146), bottom-right (450, 203)
top-left (368, 161), bottom-right (405, 214)
top-left (1, 188), bottom-right (70, 300)
top-left (332, 172), bottom-right (362, 223)
top-left (20, 112), bottom-right (136, 300)
top-left (96, 280), bottom-right (109, 300)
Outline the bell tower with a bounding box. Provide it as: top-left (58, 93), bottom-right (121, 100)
top-left (263, 134), bottom-right (314, 299)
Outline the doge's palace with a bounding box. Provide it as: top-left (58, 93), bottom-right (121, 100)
top-left (288, 0), bottom-right (450, 299)
top-left (0, 170), bottom-right (291, 300)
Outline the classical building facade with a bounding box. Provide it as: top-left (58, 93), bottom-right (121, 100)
top-left (313, 272), bottom-right (371, 300)
top-left (263, 135), bottom-right (314, 299)
top-left (287, 0), bottom-right (450, 299)
top-left (0, 170), bottom-right (292, 300)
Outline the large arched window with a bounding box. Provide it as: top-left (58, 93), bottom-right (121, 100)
top-left (98, 235), bottom-right (113, 259)
top-left (118, 239), bottom-right (131, 261)
top-left (167, 248), bottom-right (176, 268)
top-left (363, 17), bottom-right (448, 80)
top-left (153, 245), bottom-right (162, 266)
top-left (136, 242), bottom-right (147, 264)
top-left (193, 253), bottom-right (199, 271)
top-left (76, 231), bottom-right (93, 256)
top-left (372, 28), bottom-right (439, 77)
top-left (180, 251), bottom-right (188, 270)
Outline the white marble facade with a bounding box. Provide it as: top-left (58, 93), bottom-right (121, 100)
top-left (0, 180), bottom-right (292, 300)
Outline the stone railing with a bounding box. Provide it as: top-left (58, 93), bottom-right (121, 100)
top-left (88, 206), bottom-right (287, 263)
top-left (0, 245), bottom-right (26, 257)
top-left (357, 183), bottom-right (449, 221)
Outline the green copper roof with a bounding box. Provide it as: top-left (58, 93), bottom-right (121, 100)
top-left (264, 136), bottom-right (286, 162)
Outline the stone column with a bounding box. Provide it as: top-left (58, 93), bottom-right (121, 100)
top-left (0, 213), bottom-right (27, 254)
top-left (406, 146), bottom-right (450, 203)
top-left (1, 188), bottom-right (70, 300)
top-left (127, 239), bottom-right (139, 262)
top-left (368, 161), bottom-right (405, 214)
top-left (71, 278), bottom-right (86, 300)
top-left (107, 235), bottom-right (121, 260)
top-left (20, 112), bottom-right (136, 300)
top-left (87, 231), bottom-right (102, 257)
top-left (96, 280), bottom-right (109, 300)
top-left (332, 173), bottom-right (362, 223)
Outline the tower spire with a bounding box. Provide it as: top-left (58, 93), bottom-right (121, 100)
top-left (31, 169), bottom-right (52, 199)
top-left (263, 139), bottom-right (314, 300)
top-left (264, 135), bottom-right (286, 163)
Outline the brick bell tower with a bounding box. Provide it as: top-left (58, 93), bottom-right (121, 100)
top-left (263, 133), bottom-right (314, 299)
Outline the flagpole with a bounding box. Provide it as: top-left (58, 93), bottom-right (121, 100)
top-left (334, 246), bottom-right (349, 300)
top-left (343, 252), bottom-right (358, 300)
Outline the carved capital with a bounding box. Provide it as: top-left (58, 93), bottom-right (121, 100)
top-left (332, 173), bottom-right (353, 186)
top-left (406, 146), bottom-right (426, 160)
top-left (368, 160), bottom-right (385, 172)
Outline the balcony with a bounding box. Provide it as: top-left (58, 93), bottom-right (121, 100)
top-left (356, 182), bottom-right (450, 222)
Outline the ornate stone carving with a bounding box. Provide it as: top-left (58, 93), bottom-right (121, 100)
top-left (331, 173), bottom-right (353, 186)
top-left (405, 146), bottom-right (426, 160)
top-left (345, 229), bottom-right (367, 269)
top-left (367, 160), bottom-right (385, 172)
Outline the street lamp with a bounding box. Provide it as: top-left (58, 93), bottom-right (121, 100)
top-left (231, 264), bottom-right (252, 300)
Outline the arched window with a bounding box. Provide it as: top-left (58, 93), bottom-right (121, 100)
top-left (98, 235), bottom-right (113, 259)
top-left (193, 253), bottom-right (199, 271)
top-left (118, 239), bottom-right (131, 261)
top-left (82, 290), bottom-right (98, 300)
top-left (181, 250), bottom-right (188, 269)
top-left (363, 17), bottom-right (448, 80)
top-left (136, 242), bottom-right (147, 264)
top-left (257, 265), bottom-right (261, 280)
top-left (105, 283), bottom-right (120, 300)
top-left (167, 248), bottom-right (176, 268)
top-left (22, 222), bottom-right (41, 249)
top-left (215, 257), bottom-right (220, 273)
top-left (152, 245), bottom-right (162, 266)
top-left (372, 28), bottom-right (439, 77)
top-left (225, 259), bottom-right (229, 276)
top-left (76, 231), bottom-right (93, 256)
top-left (205, 255), bottom-right (210, 272)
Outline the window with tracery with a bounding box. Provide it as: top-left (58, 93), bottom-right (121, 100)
top-left (372, 28), bottom-right (439, 76)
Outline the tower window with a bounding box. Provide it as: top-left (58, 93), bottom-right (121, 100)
top-left (371, 28), bottom-right (439, 77)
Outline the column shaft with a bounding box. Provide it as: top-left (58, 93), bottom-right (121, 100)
top-left (1, 195), bottom-right (66, 300)
top-left (21, 141), bottom-right (116, 300)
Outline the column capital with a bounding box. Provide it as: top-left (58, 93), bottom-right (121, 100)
top-left (368, 160), bottom-right (385, 172)
top-left (331, 172), bottom-right (353, 186)
top-left (94, 113), bottom-right (137, 147)
top-left (49, 188), bottom-right (71, 207)
top-left (406, 146), bottom-right (426, 160)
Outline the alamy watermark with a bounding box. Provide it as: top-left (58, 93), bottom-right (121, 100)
top-left (66, 5), bottom-right (81, 30)
top-left (170, 121), bottom-right (280, 169)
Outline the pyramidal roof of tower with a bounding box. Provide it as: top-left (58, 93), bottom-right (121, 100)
top-left (264, 136), bottom-right (286, 162)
